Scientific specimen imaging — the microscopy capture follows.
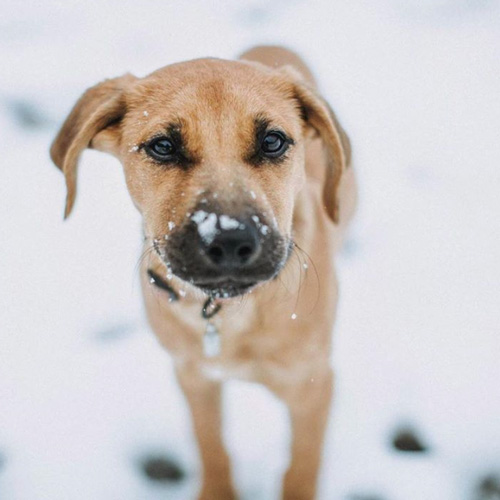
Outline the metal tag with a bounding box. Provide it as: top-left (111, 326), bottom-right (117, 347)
top-left (203, 322), bottom-right (221, 358)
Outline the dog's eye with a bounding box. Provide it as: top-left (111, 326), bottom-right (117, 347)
top-left (261, 132), bottom-right (288, 158)
top-left (145, 137), bottom-right (176, 161)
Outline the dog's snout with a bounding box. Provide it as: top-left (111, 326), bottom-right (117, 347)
top-left (165, 206), bottom-right (287, 296)
top-left (201, 222), bottom-right (261, 269)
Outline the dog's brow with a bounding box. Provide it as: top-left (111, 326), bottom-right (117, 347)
top-left (138, 121), bottom-right (183, 143)
top-left (254, 115), bottom-right (271, 137)
top-left (139, 121), bottom-right (197, 168)
top-left (253, 115), bottom-right (294, 141)
top-left (165, 122), bottom-right (184, 142)
top-left (243, 116), bottom-right (269, 165)
top-left (162, 121), bottom-right (183, 139)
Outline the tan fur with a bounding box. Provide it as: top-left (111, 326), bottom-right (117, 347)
top-left (51, 45), bottom-right (357, 499)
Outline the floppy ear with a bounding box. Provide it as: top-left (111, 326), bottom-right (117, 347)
top-left (50, 74), bottom-right (136, 218)
top-left (282, 68), bottom-right (351, 224)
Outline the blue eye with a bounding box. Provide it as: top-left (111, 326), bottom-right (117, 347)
top-left (261, 132), bottom-right (288, 157)
top-left (145, 137), bottom-right (176, 161)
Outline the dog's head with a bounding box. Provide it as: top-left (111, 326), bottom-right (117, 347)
top-left (51, 56), bottom-right (349, 298)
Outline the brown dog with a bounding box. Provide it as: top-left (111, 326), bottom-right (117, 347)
top-left (51, 45), bottom-right (356, 499)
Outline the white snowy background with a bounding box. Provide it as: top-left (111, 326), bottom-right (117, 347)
top-left (1, 0), bottom-right (499, 499)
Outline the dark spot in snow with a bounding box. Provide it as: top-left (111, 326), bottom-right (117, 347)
top-left (5, 99), bottom-right (51, 130)
top-left (476, 474), bottom-right (500, 500)
top-left (391, 427), bottom-right (428, 453)
top-left (141, 455), bottom-right (185, 483)
top-left (94, 323), bottom-right (136, 342)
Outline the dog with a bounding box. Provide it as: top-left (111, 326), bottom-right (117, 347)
top-left (50, 45), bottom-right (356, 499)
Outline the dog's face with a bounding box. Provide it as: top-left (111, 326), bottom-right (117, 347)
top-left (122, 61), bottom-right (305, 297)
top-left (51, 57), bottom-right (349, 297)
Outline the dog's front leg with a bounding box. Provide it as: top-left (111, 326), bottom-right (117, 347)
top-left (175, 365), bottom-right (236, 500)
top-left (271, 366), bottom-right (334, 500)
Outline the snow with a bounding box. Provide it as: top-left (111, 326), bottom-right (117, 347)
top-left (193, 213), bottom-right (247, 242)
top-left (251, 214), bottom-right (270, 236)
top-left (1, 0), bottom-right (500, 499)
top-left (191, 210), bottom-right (218, 244)
top-left (219, 215), bottom-right (241, 231)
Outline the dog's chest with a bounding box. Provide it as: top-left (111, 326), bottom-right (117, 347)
top-left (201, 361), bottom-right (239, 381)
top-left (198, 331), bottom-right (270, 382)
top-left (198, 319), bottom-right (311, 384)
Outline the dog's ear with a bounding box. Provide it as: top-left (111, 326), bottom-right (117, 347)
top-left (50, 74), bottom-right (136, 218)
top-left (281, 67), bottom-right (351, 224)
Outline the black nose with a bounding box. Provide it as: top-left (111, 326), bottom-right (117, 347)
top-left (201, 221), bottom-right (261, 269)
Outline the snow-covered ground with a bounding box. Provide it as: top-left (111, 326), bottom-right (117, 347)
top-left (1, 0), bottom-right (499, 498)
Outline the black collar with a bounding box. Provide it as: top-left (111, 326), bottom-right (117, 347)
top-left (147, 269), bottom-right (179, 302)
top-left (147, 268), bottom-right (222, 320)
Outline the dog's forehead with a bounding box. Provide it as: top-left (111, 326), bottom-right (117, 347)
top-left (126, 58), bottom-right (301, 131)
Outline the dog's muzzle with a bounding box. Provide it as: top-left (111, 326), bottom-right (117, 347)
top-left (162, 206), bottom-right (289, 298)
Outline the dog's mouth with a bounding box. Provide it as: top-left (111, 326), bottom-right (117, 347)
top-left (192, 279), bottom-right (258, 298)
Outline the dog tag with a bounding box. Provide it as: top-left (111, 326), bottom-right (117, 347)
top-left (203, 322), bottom-right (221, 358)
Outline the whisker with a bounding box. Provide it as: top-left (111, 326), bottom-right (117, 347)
top-left (129, 246), bottom-right (152, 296)
top-left (263, 239), bottom-right (295, 308)
top-left (294, 242), bottom-right (321, 314)
top-left (134, 245), bottom-right (155, 274)
top-left (291, 242), bottom-right (304, 314)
